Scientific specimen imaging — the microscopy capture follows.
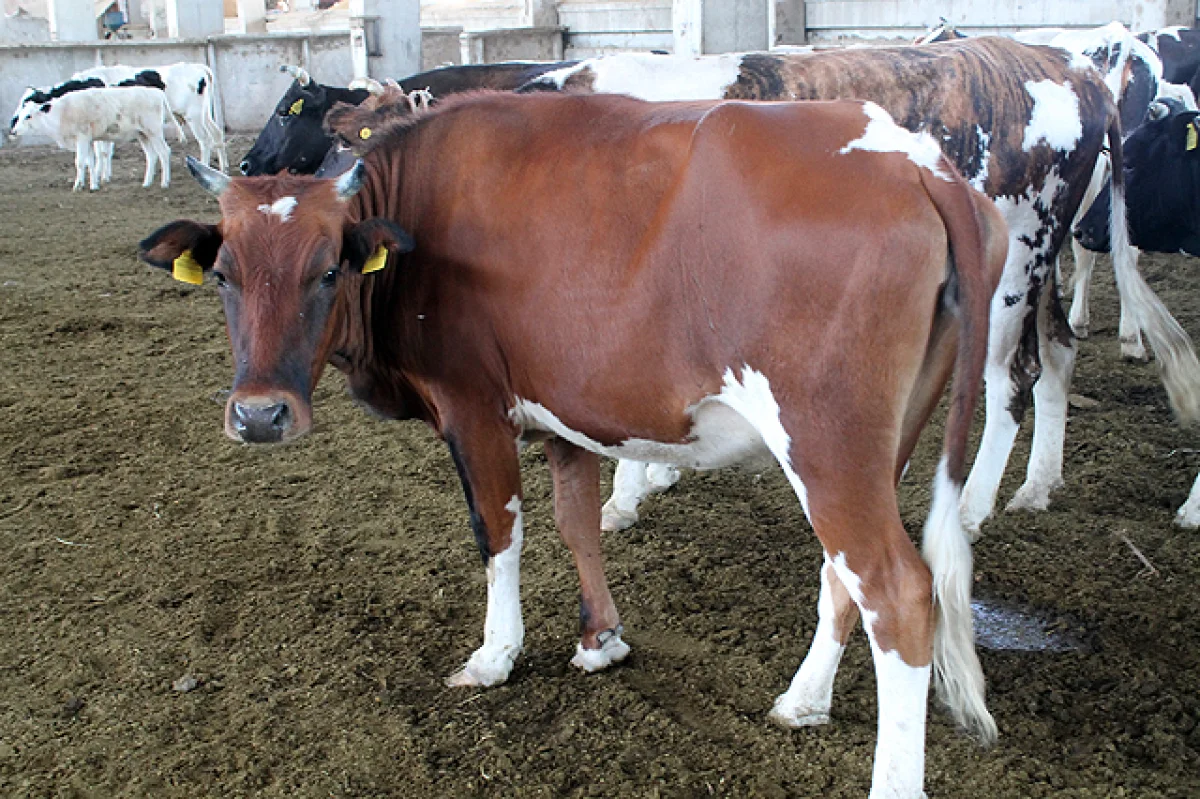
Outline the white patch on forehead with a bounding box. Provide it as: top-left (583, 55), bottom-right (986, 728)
top-left (840, 101), bottom-right (952, 180)
top-left (257, 196), bottom-right (297, 222)
top-left (1022, 80), bottom-right (1082, 153)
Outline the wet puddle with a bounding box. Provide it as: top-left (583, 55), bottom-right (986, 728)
top-left (972, 599), bottom-right (1087, 652)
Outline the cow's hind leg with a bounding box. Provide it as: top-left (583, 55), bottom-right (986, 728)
top-left (769, 557), bottom-right (859, 727)
top-left (72, 138), bottom-right (91, 191)
top-left (1068, 240), bottom-right (1097, 338)
top-left (138, 137), bottom-right (158, 188)
top-left (1117, 249), bottom-right (1148, 361)
top-left (1178, 470), bottom-right (1200, 529)
top-left (1009, 278), bottom-right (1075, 512)
top-left (601, 459), bottom-right (680, 531)
top-left (545, 439), bottom-right (629, 671)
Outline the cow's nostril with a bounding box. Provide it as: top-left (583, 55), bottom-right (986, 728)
top-left (239, 160), bottom-right (251, 175)
top-left (270, 404), bottom-right (289, 428)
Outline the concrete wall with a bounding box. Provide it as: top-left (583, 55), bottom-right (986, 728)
top-left (460, 25), bottom-right (562, 63)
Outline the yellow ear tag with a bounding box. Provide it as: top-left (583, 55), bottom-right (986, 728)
top-left (1188, 123), bottom-right (1198, 152)
top-left (289, 98), bottom-right (304, 115)
top-left (362, 245), bottom-right (388, 274)
top-left (359, 126), bottom-right (372, 140)
top-left (172, 250), bottom-right (204, 285)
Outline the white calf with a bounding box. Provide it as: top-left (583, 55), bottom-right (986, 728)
top-left (74, 63), bottom-right (227, 171)
top-left (10, 87), bottom-right (182, 191)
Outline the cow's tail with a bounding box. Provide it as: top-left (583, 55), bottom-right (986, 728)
top-left (1106, 118), bottom-right (1200, 423)
top-left (917, 162), bottom-right (1004, 746)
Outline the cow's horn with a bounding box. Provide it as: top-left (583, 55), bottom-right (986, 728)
top-left (186, 155), bottom-right (231, 197)
top-left (1149, 100), bottom-right (1170, 120)
top-left (280, 64), bottom-right (312, 86)
top-left (334, 160), bottom-right (366, 200)
top-left (349, 77), bottom-right (385, 95)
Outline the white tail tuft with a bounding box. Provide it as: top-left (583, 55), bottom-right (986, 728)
top-left (1109, 180), bottom-right (1200, 424)
top-left (922, 457), bottom-right (998, 744)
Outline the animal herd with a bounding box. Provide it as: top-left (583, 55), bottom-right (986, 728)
top-left (7, 19), bottom-right (1200, 799)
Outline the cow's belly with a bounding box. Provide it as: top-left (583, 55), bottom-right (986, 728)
top-left (511, 396), bottom-right (773, 470)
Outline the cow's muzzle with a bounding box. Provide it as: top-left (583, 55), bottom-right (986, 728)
top-left (226, 392), bottom-right (309, 443)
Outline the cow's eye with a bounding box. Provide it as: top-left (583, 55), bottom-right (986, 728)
top-left (321, 268), bottom-right (339, 287)
top-left (212, 270), bottom-right (228, 288)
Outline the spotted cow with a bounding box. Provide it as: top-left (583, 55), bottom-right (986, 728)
top-left (520, 37), bottom-right (1200, 534)
top-left (141, 88), bottom-right (1007, 798)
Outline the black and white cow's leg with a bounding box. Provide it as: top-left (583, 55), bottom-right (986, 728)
top-left (601, 459), bottom-right (680, 531)
top-left (443, 424), bottom-right (527, 688)
top-left (961, 279), bottom-right (1039, 534)
top-left (1117, 248), bottom-right (1149, 361)
top-left (1009, 279), bottom-right (1075, 512)
top-left (1068, 240), bottom-right (1097, 338)
top-left (769, 556), bottom-right (859, 727)
top-left (545, 438), bottom-right (630, 672)
top-left (1177, 470), bottom-right (1200, 529)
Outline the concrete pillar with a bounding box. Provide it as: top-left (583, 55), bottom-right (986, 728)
top-left (236, 0), bottom-right (268, 34)
top-left (48, 0), bottom-right (99, 41)
top-left (520, 0), bottom-right (558, 28)
top-left (1129, 0), bottom-right (1195, 29)
top-left (350, 0), bottom-right (420, 81)
top-left (165, 0), bottom-right (224, 39)
top-left (769, 0), bottom-right (805, 46)
top-left (673, 0), bottom-right (769, 56)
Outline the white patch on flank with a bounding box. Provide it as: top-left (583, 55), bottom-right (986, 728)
top-left (768, 557), bottom-right (847, 728)
top-left (510, 364), bottom-right (807, 515)
top-left (839, 101), bottom-right (952, 180)
top-left (445, 495), bottom-right (525, 687)
top-left (534, 52), bottom-right (742, 101)
top-left (258, 196), bottom-right (297, 222)
top-left (1022, 80), bottom-right (1082, 153)
top-left (868, 643), bottom-right (931, 798)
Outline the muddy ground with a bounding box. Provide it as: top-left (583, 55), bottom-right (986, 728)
top-left (0, 141), bottom-right (1197, 799)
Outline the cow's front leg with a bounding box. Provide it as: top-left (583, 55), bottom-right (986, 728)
top-left (444, 427), bottom-right (526, 688)
top-left (546, 438), bottom-right (630, 672)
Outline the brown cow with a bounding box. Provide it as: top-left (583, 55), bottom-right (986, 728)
top-left (140, 91), bottom-right (1007, 797)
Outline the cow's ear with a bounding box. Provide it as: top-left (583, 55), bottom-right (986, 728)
top-left (342, 218), bottom-right (415, 274)
top-left (1173, 112), bottom-right (1200, 152)
top-left (138, 220), bottom-right (223, 283)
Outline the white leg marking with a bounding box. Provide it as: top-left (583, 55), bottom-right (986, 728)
top-left (961, 359), bottom-right (1021, 536)
top-left (570, 628), bottom-right (631, 673)
top-left (868, 645), bottom-right (930, 799)
top-left (1068, 240), bottom-right (1096, 338)
top-left (602, 458), bottom-right (651, 531)
top-left (1177, 471), bottom-right (1200, 529)
top-left (646, 462), bottom-right (681, 491)
top-left (446, 496), bottom-right (525, 688)
top-left (1118, 273), bottom-right (1148, 361)
top-left (769, 558), bottom-right (847, 728)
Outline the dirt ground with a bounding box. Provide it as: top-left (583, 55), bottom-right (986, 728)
top-left (0, 141), bottom-right (1197, 799)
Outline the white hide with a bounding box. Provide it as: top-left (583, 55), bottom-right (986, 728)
top-left (1022, 80), bottom-right (1083, 152)
top-left (258, 196), bottom-right (298, 222)
top-left (532, 52), bottom-right (743, 101)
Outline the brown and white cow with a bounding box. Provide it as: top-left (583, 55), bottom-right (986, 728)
top-left (521, 38), bottom-right (1200, 534)
top-left (140, 91), bottom-right (1007, 797)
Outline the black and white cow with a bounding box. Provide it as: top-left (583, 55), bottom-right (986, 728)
top-left (238, 60), bottom-right (576, 176)
top-left (1138, 26), bottom-right (1200, 85)
top-left (519, 39), bottom-right (1200, 535)
top-left (73, 63), bottom-right (227, 172)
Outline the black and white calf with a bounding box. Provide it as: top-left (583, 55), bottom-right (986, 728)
top-left (73, 63), bottom-right (227, 172)
top-left (9, 86), bottom-right (183, 190)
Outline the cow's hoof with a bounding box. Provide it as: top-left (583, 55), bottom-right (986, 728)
top-left (601, 505), bottom-right (638, 532)
top-left (1120, 338), bottom-right (1148, 362)
top-left (767, 697), bottom-right (831, 729)
top-left (1071, 323), bottom-right (1089, 339)
top-left (1006, 481), bottom-right (1060, 513)
top-left (571, 629), bottom-right (630, 673)
top-left (445, 645), bottom-right (520, 688)
top-left (1176, 505), bottom-right (1200, 530)
top-left (959, 499), bottom-right (991, 542)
